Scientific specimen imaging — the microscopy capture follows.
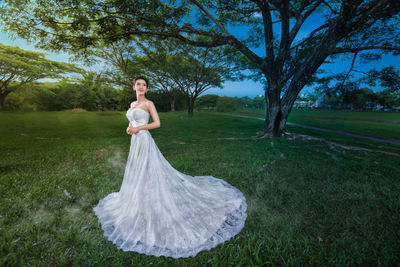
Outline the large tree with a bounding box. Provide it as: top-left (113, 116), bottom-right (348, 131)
top-left (90, 41), bottom-right (142, 89)
top-left (0, 42), bottom-right (82, 109)
top-left (136, 38), bottom-right (241, 116)
top-left (88, 38), bottom-right (236, 114)
top-left (138, 56), bottom-right (183, 112)
top-left (95, 40), bottom-right (190, 112)
top-left (1, 1), bottom-right (399, 135)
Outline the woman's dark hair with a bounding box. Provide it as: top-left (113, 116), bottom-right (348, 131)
top-left (133, 76), bottom-right (149, 88)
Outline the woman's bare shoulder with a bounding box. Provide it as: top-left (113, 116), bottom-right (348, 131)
top-left (142, 100), bottom-right (154, 109)
top-left (146, 100), bottom-right (154, 106)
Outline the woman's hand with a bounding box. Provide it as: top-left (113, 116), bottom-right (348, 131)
top-left (126, 122), bottom-right (140, 135)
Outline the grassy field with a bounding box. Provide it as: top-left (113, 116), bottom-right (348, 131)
top-left (1, 109), bottom-right (399, 266)
top-left (234, 108), bottom-right (400, 140)
top-left (238, 107), bottom-right (400, 121)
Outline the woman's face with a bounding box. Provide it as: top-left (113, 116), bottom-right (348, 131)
top-left (133, 79), bottom-right (148, 95)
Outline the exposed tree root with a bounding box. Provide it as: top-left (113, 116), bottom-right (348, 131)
top-left (217, 137), bottom-right (257, 141)
top-left (215, 131), bottom-right (399, 157)
top-left (218, 113), bottom-right (400, 146)
top-left (284, 132), bottom-right (400, 157)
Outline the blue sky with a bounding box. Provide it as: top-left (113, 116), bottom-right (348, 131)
top-left (1, 8), bottom-right (398, 98)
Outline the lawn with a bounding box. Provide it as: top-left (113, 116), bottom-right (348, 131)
top-left (1, 109), bottom-right (399, 266)
top-left (234, 108), bottom-right (400, 140)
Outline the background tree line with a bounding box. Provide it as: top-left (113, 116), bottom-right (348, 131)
top-left (2, 41), bottom-right (398, 113)
top-left (2, 77), bottom-right (187, 112)
top-left (0, 41), bottom-right (231, 113)
top-left (4, 77), bottom-right (399, 113)
top-left (2, 0), bottom-right (398, 136)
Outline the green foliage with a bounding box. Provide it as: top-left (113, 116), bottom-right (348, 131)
top-left (145, 90), bottom-right (186, 112)
top-left (87, 38), bottom-right (239, 115)
top-left (320, 93), bottom-right (341, 109)
top-left (319, 86), bottom-right (400, 111)
top-left (3, 92), bottom-right (24, 110)
top-left (0, 42), bottom-right (82, 108)
top-left (134, 38), bottom-right (241, 115)
top-left (14, 79), bottom-right (188, 112)
top-left (0, 42), bottom-right (80, 79)
top-left (146, 90), bottom-right (171, 112)
top-left (316, 67), bottom-right (400, 110)
top-left (252, 95), bottom-right (266, 109)
top-left (216, 96), bottom-right (239, 112)
top-left (35, 86), bottom-right (58, 111)
top-left (195, 94), bottom-right (220, 110)
top-left (119, 89), bottom-right (187, 112)
top-left (236, 96), bottom-right (253, 109)
top-left (33, 80), bottom-right (118, 111)
top-left (90, 41), bottom-right (143, 88)
top-left (95, 86), bottom-right (120, 111)
top-left (376, 90), bottom-right (400, 110)
top-left (196, 94), bottom-right (271, 111)
top-left (118, 88), bottom-right (135, 111)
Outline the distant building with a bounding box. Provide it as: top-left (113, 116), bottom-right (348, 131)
top-left (293, 99), bottom-right (320, 109)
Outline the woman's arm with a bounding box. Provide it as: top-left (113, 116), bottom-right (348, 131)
top-left (136, 101), bottom-right (161, 131)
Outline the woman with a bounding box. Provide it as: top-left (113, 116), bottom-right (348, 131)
top-left (93, 76), bottom-right (247, 259)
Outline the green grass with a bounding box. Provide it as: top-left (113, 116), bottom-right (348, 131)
top-left (215, 111), bottom-right (400, 155)
top-left (238, 107), bottom-right (400, 121)
top-left (290, 108), bottom-right (400, 121)
top-left (1, 109), bottom-right (399, 266)
top-left (233, 108), bottom-right (400, 140)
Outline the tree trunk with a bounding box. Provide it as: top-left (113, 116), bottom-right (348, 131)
top-left (170, 97), bottom-right (175, 112)
top-left (165, 91), bottom-right (176, 112)
top-left (187, 97), bottom-right (195, 116)
top-left (259, 10), bottom-right (364, 138)
top-left (262, 86), bottom-right (285, 137)
top-left (278, 104), bottom-right (291, 134)
top-left (0, 90), bottom-right (9, 109)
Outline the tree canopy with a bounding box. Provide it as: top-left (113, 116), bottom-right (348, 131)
top-left (136, 38), bottom-right (243, 115)
top-left (0, 42), bottom-right (82, 108)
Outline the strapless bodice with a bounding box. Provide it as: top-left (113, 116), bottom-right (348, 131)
top-left (126, 108), bottom-right (150, 127)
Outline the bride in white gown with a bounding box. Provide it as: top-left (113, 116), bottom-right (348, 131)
top-left (93, 77), bottom-right (247, 259)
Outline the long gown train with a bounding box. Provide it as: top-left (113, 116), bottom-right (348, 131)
top-left (93, 107), bottom-right (247, 258)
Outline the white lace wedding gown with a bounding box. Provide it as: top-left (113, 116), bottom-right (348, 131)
top-left (93, 107), bottom-right (247, 258)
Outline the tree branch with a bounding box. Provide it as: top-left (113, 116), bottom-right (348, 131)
top-left (189, 0), bottom-right (263, 67)
top-left (276, 1), bottom-right (323, 75)
top-left (321, 0), bottom-right (339, 15)
top-left (288, 0), bottom-right (323, 44)
top-left (190, 0), bottom-right (231, 36)
top-left (340, 51), bottom-right (358, 89)
top-left (351, 69), bottom-right (370, 76)
top-left (290, 23), bottom-right (329, 51)
top-left (332, 45), bottom-right (400, 54)
top-left (276, 0), bottom-right (290, 74)
top-left (256, 0), bottom-right (274, 70)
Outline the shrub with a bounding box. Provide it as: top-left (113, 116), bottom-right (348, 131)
top-left (216, 96), bottom-right (239, 112)
top-left (195, 94), bottom-right (220, 110)
top-left (4, 92), bottom-right (24, 110)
